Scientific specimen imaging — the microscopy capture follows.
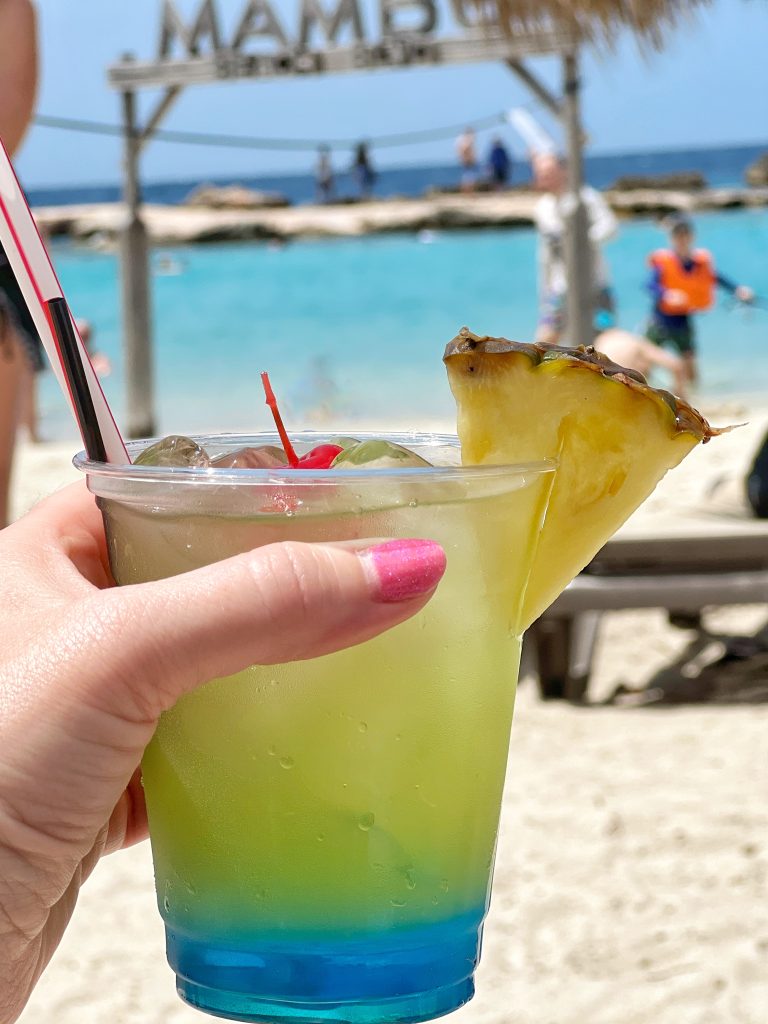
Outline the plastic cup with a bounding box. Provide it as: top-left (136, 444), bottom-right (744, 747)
top-left (76, 433), bottom-right (553, 1024)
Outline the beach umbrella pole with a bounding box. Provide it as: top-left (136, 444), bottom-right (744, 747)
top-left (120, 85), bottom-right (156, 438)
top-left (562, 48), bottom-right (595, 347)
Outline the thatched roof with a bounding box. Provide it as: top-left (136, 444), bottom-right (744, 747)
top-left (482, 0), bottom-right (714, 47)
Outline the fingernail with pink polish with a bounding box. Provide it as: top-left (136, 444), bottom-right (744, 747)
top-left (364, 539), bottom-right (447, 603)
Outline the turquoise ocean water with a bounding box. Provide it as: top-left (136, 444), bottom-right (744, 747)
top-left (43, 207), bottom-right (768, 441)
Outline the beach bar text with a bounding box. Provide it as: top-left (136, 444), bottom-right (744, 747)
top-left (157, 0), bottom-right (486, 75)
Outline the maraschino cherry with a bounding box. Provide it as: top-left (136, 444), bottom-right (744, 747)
top-left (261, 372), bottom-right (342, 469)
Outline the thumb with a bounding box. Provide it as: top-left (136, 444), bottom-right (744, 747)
top-left (84, 537), bottom-right (446, 720)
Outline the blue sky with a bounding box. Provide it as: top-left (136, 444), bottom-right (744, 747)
top-left (14, 0), bottom-right (768, 188)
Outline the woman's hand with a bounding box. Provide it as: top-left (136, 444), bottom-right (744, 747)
top-left (0, 484), bottom-right (445, 1023)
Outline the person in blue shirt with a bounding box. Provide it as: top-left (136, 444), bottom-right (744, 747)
top-left (645, 216), bottom-right (753, 387)
top-left (487, 137), bottom-right (512, 189)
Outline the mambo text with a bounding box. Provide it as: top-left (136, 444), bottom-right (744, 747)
top-left (158, 0), bottom-right (488, 71)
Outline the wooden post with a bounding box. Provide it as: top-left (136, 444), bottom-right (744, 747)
top-left (505, 59), bottom-right (563, 118)
top-left (561, 48), bottom-right (593, 348)
top-left (120, 85), bottom-right (156, 438)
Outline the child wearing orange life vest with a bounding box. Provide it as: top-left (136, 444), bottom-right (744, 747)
top-left (645, 216), bottom-right (753, 386)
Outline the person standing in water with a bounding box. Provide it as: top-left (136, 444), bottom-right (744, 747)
top-left (593, 328), bottom-right (688, 399)
top-left (316, 145), bottom-right (334, 203)
top-left (645, 216), bottom-right (754, 387)
top-left (351, 141), bottom-right (375, 200)
top-left (487, 137), bottom-right (512, 190)
top-left (455, 128), bottom-right (478, 192)
top-left (532, 153), bottom-right (618, 345)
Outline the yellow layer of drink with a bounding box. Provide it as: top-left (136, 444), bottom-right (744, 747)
top-left (102, 464), bottom-right (546, 940)
top-left (93, 434), bottom-right (552, 1021)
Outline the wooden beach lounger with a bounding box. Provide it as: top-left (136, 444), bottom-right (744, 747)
top-left (528, 516), bottom-right (768, 701)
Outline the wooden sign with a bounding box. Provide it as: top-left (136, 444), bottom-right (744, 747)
top-left (109, 0), bottom-right (567, 87)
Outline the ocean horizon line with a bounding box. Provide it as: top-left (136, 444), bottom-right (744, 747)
top-left (26, 139), bottom-right (767, 201)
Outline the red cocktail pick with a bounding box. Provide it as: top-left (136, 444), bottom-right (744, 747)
top-left (261, 372), bottom-right (343, 469)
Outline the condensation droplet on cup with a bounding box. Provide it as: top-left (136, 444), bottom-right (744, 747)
top-left (317, 833), bottom-right (325, 842)
top-left (267, 745), bottom-right (276, 757)
top-left (405, 868), bottom-right (417, 890)
top-left (358, 812), bottom-right (375, 832)
top-left (440, 878), bottom-right (449, 892)
top-left (358, 721), bottom-right (368, 733)
top-left (390, 898), bottom-right (406, 908)
top-left (279, 756), bottom-right (295, 770)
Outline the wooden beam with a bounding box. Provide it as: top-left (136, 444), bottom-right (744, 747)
top-left (505, 58), bottom-right (562, 118)
top-left (547, 571), bottom-right (768, 615)
top-left (108, 32), bottom-right (572, 89)
top-left (138, 85), bottom-right (182, 152)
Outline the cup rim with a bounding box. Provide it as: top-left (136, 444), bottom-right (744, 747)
top-left (73, 432), bottom-right (556, 488)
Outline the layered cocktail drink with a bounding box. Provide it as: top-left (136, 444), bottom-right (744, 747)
top-left (79, 432), bottom-right (554, 1024)
top-left (77, 335), bottom-right (718, 1023)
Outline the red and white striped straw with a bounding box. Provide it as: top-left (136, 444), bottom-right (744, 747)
top-left (0, 139), bottom-right (128, 464)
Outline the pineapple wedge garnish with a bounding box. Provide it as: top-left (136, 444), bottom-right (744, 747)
top-left (444, 328), bottom-right (718, 629)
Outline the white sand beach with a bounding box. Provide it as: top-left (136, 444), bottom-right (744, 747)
top-left (12, 407), bottom-right (768, 1024)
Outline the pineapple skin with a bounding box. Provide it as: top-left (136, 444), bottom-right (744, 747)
top-left (445, 331), bottom-right (713, 628)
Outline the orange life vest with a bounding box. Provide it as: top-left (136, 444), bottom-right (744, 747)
top-left (650, 248), bottom-right (715, 315)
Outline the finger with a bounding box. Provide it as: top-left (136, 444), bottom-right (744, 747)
top-left (5, 482), bottom-right (111, 590)
top-left (104, 770), bottom-right (148, 854)
top-left (14, 479), bottom-right (101, 536)
top-left (80, 537), bottom-right (446, 721)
